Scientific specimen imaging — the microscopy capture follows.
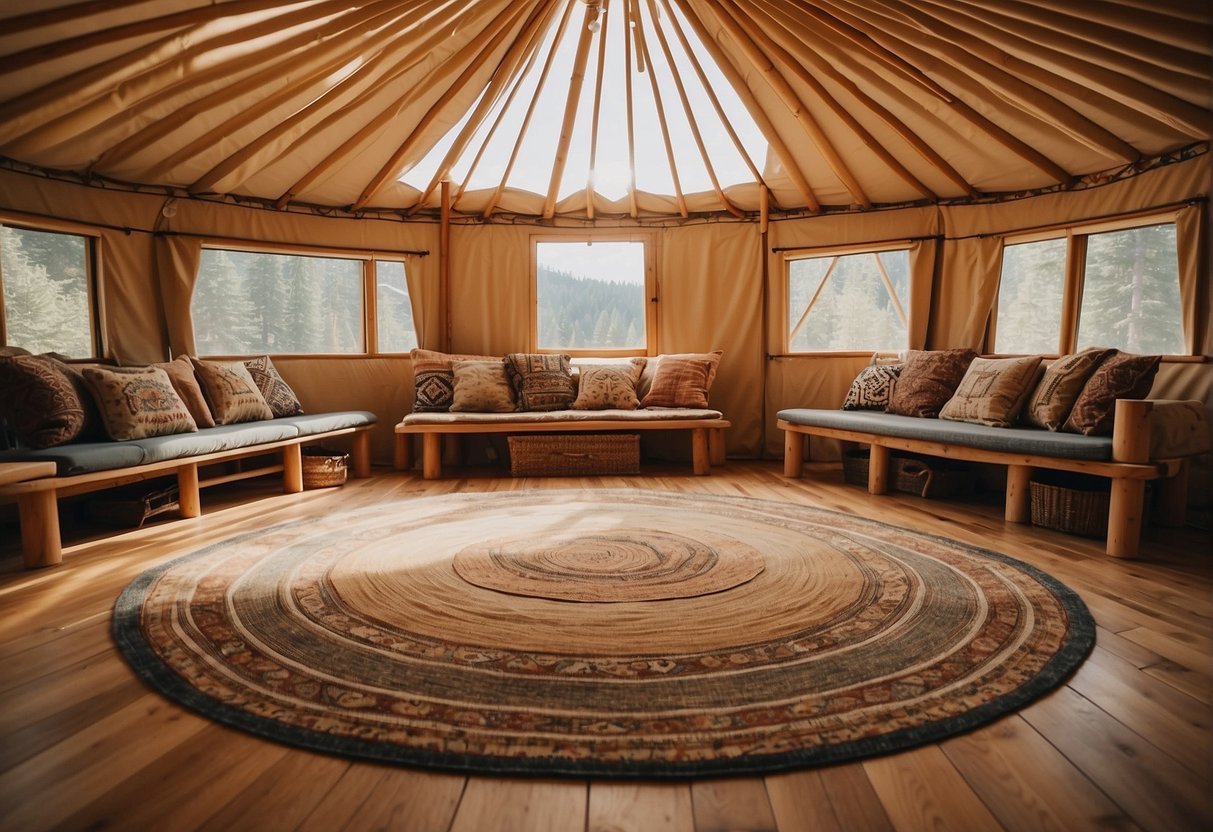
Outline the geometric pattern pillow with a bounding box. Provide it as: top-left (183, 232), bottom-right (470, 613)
top-left (571, 359), bottom-right (646, 410)
top-left (1020, 348), bottom-right (1114, 430)
top-left (82, 366), bottom-right (198, 441)
top-left (1063, 351), bottom-right (1161, 436)
top-left (244, 355), bottom-right (303, 417)
top-left (841, 364), bottom-right (901, 410)
top-left (0, 354), bottom-right (89, 448)
top-left (154, 354), bottom-right (216, 428)
top-left (886, 349), bottom-right (977, 418)
top-left (938, 355), bottom-right (1043, 427)
top-left (504, 353), bottom-right (575, 411)
top-left (411, 348), bottom-right (497, 412)
top-left (190, 358), bottom-right (274, 425)
top-left (640, 357), bottom-right (714, 408)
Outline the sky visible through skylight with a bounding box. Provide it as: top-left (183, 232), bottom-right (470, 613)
top-left (401, 0), bottom-right (769, 203)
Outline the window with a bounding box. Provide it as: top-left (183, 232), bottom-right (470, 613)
top-left (0, 223), bottom-right (97, 358)
top-left (993, 219), bottom-right (1184, 356)
top-left (534, 239), bottom-right (650, 353)
top-left (785, 247), bottom-right (909, 352)
top-left (192, 247), bottom-right (418, 355)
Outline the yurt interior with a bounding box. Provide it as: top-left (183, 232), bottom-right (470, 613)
top-left (1, 1), bottom-right (1210, 829)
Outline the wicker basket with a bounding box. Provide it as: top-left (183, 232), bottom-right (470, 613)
top-left (302, 447), bottom-right (349, 488)
top-left (841, 450), bottom-right (975, 498)
top-left (509, 434), bottom-right (640, 477)
top-left (1030, 479), bottom-right (1110, 538)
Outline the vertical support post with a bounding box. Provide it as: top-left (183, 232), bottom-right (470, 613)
top-left (868, 444), bottom-right (891, 495)
top-left (422, 433), bottom-right (443, 479)
top-left (439, 179), bottom-right (452, 352)
top-left (177, 463), bottom-right (201, 518)
top-left (691, 427), bottom-right (711, 475)
top-left (1107, 399), bottom-right (1153, 558)
top-left (783, 429), bottom-right (804, 478)
top-left (1005, 463), bottom-right (1033, 523)
top-left (350, 430), bottom-right (372, 478)
top-left (19, 491), bottom-right (61, 569)
top-left (283, 444), bottom-right (304, 494)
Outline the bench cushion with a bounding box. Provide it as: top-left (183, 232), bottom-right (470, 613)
top-left (401, 408), bottom-right (724, 425)
top-left (277, 411), bottom-right (378, 435)
top-left (777, 408), bottom-right (1113, 461)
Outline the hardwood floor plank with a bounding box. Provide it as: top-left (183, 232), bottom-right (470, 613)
top-left (587, 781), bottom-right (695, 832)
top-left (449, 778), bottom-right (588, 832)
top-left (1141, 658), bottom-right (1212, 704)
top-left (329, 766), bottom-right (465, 832)
top-left (764, 769), bottom-right (844, 831)
top-left (199, 752), bottom-right (353, 832)
top-left (690, 778), bottom-right (778, 832)
top-left (813, 764), bottom-right (895, 832)
top-left (942, 715), bottom-right (1140, 831)
top-left (863, 746), bottom-right (1003, 831)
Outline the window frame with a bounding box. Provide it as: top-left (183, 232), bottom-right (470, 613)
top-left (780, 240), bottom-right (913, 356)
top-left (194, 239), bottom-right (418, 357)
top-left (529, 231), bottom-right (658, 357)
top-left (0, 212), bottom-right (104, 359)
top-left (990, 212), bottom-right (1189, 359)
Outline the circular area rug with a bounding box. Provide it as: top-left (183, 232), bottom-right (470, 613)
top-left (113, 489), bottom-right (1094, 778)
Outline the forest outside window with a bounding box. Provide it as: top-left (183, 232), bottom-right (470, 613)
top-left (0, 222), bottom-right (97, 359)
top-left (533, 238), bottom-right (651, 354)
top-left (785, 245), bottom-right (910, 353)
top-left (192, 246), bottom-right (418, 355)
top-left (993, 219), bottom-right (1184, 356)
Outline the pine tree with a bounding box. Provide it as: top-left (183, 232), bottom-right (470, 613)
top-left (1, 228), bottom-right (88, 355)
top-left (193, 250), bottom-right (259, 353)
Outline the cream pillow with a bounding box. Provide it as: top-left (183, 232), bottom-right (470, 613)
top-left (939, 355), bottom-right (1043, 427)
top-left (572, 359), bottom-right (646, 410)
top-left (450, 360), bottom-right (516, 412)
top-left (191, 358), bottom-right (274, 424)
top-left (83, 366), bottom-right (198, 440)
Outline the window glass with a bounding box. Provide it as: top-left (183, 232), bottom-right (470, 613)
top-left (786, 249), bottom-right (909, 352)
top-left (375, 260), bottom-right (417, 353)
top-left (0, 225), bottom-right (94, 357)
top-left (193, 249), bottom-right (363, 354)
top-left (994, 238), bottom-right (1066, 354)
top-left (1077, 224), bottom-right (1183, 355)
top-left (535, 241), bottom-right (646, 350)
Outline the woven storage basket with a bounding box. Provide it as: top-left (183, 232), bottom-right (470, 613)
top-left (1030, 479), bottom-right (1110, 538)
top-left (509, 434), bottom-right (640, 477)
top-left (302, 448), bottom-right (349, 488)
top-left (841, 450), bottom-right (975, 498)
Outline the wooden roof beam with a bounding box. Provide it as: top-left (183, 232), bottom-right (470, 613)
top-left (541, 1), bottom-right (598, 219)
top-left (623, 0), bottom-right (639, 219)
top-left (634, 1), bottom-right (688, 218)
top-left (584, 0), bottom-right (611, 220)
top-left (670, 0), bottom-right (819, 212)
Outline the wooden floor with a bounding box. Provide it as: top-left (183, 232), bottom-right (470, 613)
top-left (1, 462), bottom-right (1209, 831)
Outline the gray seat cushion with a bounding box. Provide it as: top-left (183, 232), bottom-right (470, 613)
top-left (777, 408), bottom-right (1113, 461)
top-left (277, 411), bottom-right (377, 435)
top-left (135, 421), bottom-right (302, 464)
top-left (0, 442), bottom-right (147, 476)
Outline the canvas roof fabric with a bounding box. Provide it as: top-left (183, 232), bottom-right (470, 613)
top-left (0, 0), bottom-right (1208, 220)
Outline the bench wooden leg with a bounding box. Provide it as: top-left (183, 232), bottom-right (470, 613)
top-left (422, 433), bottom-right (443, 479)
top-left (692, 428), bottom-right (711, 475)
top-left (283, 444), bottom-right (304, 493)
top-left (177, 463), bottom-right (201, 518)
top-left (19, 490), bottom-right (61, 569)
top-left (394, 433), bottom-right (412, 471)
top-left (783, 430), bottom-right (804, 478)
top-left (350, 430), bottom-right (372, 478)
top-left (1154, 459), bottom-right (1188, 527)
top-left (1107, 477), bottom-right (1145, 558)
top-left (868, 445), bottom-right (891, 495)
top-left (1005, 464), bottom-right (1033, 523)
top-left (709, 428), bottom-right (727, 466)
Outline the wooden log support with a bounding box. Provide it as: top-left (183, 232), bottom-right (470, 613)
top-left (282, 444), bottom-right (304, 494)
top-left (19, 491), bottom-right (61, 569)
top-left (691, 428), bottom-right (710, 475)
top-left (783, 430), bottom-right (804, 478)
top-left (350, 430), bottom-right (372, 478)
top-left (422, 433), bottom-right (443, 480)
top-left (1005, 463), bottom-right (1033, 524)
top-left (867, 444), bottom-right (891, 495)
top-left (177, 463), bottom-right (201, 518)
top-left (1107, 399), bottom-right (1153, 558)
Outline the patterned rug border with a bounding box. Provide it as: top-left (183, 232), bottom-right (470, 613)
top-left (112, 490), bottom-right (1097, 780)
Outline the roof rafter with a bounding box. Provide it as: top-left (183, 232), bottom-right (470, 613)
top-left (623, 0), bottom-right (639, 218)
top-left (584, 0), bottom-right (611, 219)
top-left (541, 0), bottom-right (598, 219)
top-left (634, 0), bottom-right (688, 217)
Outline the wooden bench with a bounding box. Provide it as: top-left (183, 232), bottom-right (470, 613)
top-left (779, 399), bottom-right (1208, 559)
top-left (395, 411), bottom-right (730, 478)
top-left (1, 423), bottom-right (374, 569)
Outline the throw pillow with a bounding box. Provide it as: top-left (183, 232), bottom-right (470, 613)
top-left (449, 360), bottom-right (516, 412)
top-left (244, 355), bottom-right (304, 417)
top-left (939, 355), bottom-right (1044, 427)
top-left (640, 357), bottom-right (715, 408)
top-left (153, 354), bottom-right (216, 428)
top-left (0, 354), bottom-right (89, 448)
top-left (638, 350), bottom-right (723, 400)
top-left (886, 348), bottom-right (977, 418)
top-left (191, 358), bottom-right (274, 424)
top-left (1063, 351), bottom-right (1161, 436)
top-left (572, 359), bottom-right (647, 410)
top-left (83, 366), bottom-right (198, 440)
top-left (504, 353), bottom-right (575, 411)
top-left (1020, 348), bottom-right (1115, 430)
top-left (411, 348), bottom-right (498, 412)
top-left (841, 364), bottom-right (902, 410)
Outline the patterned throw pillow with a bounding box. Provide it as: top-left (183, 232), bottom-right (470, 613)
top-left (1063, 351), bottom-right (1161, 436)
top-left (841, 364), bottom-right (902, 410)
top-left (449, 360), bottom-right (516, 412)
top-left (411, 348), bottom-right (497, 412)
top-left (572, 359), bottom-right (647, 410)
top-left (153, 354), bottom-right (216, 428)
top-left (1020, 348), bottom-right (1114, 430)
top-left (244, 355), bottom-right (304, 417)
top-left (0, 354), bottom-right (89, 447)
top-left (191, 358), bottom-right (274, 424)
top-left (640, 357), bottom-right (715, 408)
top-left (638, 350), bottom-right (722, 400)
top-left (83, 366), bottom-right (197, 440)
top-left (504, 353), bottom-right (575, 411)
top-left (939, 355), bottom-right (1044, 427)
top-left (886, 349), bottom-right (977, 418)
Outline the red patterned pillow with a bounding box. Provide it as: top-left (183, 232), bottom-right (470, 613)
top-left (1063, 351), bottom-right (1160, 436)
top-left (640, 357), bottom-right (715, 408)
top-left (886, 349), bottom-right (977, 418)
top-left (0, 354), bottom-right (88, 447)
